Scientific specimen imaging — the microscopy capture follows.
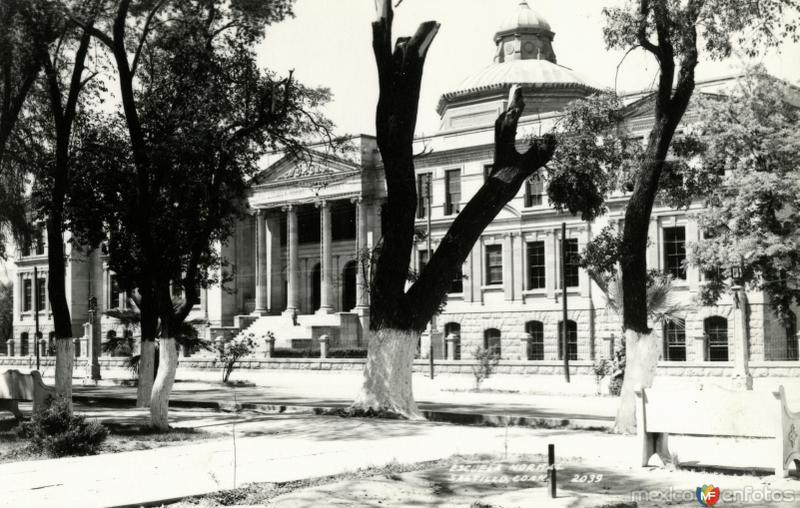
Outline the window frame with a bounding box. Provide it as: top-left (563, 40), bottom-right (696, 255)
top-left (663, 226), bottom-right (687, 280)
top-left (564, 238), bottom-right (580, 288)
top-left (526, 241), bottom-right (546, 290)
top-left (558, 320), bottom-right (578, 361)
top-left (663, 319), bottom-right (686, 361)
top-left (444, 168), bottom-right (461, 216)
top-left (484, 328), bottom-right (502, 357)
top-left (484, 244), bottom-right (503, 286)
top-left (704, 316), bottom-right (729, 361)
top-left (525, 321), bottom-right (544, 360)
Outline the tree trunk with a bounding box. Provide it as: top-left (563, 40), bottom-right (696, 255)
top-left (150, 337), bottom-right (177, 430)
top-left (54, 338), bottom-right (74, 412)
top-left (614, 329), bottom-right (660, 434)
top-left (136, 339), bottom-right (155, 407)
top-left (351, 328), bottom-right (422, 419)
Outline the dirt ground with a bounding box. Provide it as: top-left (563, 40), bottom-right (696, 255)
top-left (165, 453), bottom-right (800, 508)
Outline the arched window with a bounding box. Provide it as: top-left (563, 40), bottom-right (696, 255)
top-left (663, 319), bottom-right (686, 361)
top-left (525, 321), bottom-right (544, 360)
top-left (557, 320), bottom-right (578, 361)
top-left (484, 328), bottom-right (501, 357)
top-left (444, 322), bottom-right (461, 360)
top-left (704, 316), bottom-right (728, 361)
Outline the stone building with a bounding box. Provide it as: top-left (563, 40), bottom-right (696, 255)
top-left (6, 1), bottom-right (800, 389)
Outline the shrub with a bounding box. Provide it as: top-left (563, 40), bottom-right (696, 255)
top-left (271, 348), bottom-right (315, 358)
top-left (471, 346), bottom-right (500, 391)
top-left (216, 332), bottom-right (257, 382)
top-left (592, 358), bottom-right (611, 395)
top-left (19, 398), bottom-right (108, 457)
top-left (608, 341), bottom-right (626, 396)
top-left (327, 348), bottom-right (368, 358)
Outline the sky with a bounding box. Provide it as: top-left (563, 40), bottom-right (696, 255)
top-left (257, 0), bottom-right (800, 137)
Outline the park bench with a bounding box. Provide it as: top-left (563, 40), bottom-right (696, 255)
top-left (0, 369), bottom-right (57, 422)
top-left (635, 385), bottom-right (800, 477)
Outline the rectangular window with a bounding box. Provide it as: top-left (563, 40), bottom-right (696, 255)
top-left (524, 177), bottom-right (543, 207)
top-left (444, 169), bottom-right (461, 215)
top-left (485, 244), bottom-right (503, 285)
top-left (23, 279), bottom-right (32, 312)
top-left (416, 174), bottom-right (431, 219)
top-left (526, 241), bottom-right (546, 290)
top-left (663, 226), bottom-right (686, 280)
top-left (109, 274), bottom-right (121, 310)
top-left (36, 278), bottom-right (46, 312)
top-left (449, 272), bottom-right (464, 294)
top-left (564, 238), bottom-right (579, 288)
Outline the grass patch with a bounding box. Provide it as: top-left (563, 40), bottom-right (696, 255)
top-left (314, 407), bottom-right (407, 420)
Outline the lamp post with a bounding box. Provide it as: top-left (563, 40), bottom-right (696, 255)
top-left (34, 266), bottom-right (40, 370)
top-left (426, 175), bottom-right (436, 379)
top-left (729, 262), bottom-right (752, 390)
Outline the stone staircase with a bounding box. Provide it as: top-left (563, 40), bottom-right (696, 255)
top-left (238, 312), bottom-right (363, 351)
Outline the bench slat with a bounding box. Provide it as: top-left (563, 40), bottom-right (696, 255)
top-left (642, 388), bottom-right (778, 438)
top-left (0, 370), bottom-right (36, 400)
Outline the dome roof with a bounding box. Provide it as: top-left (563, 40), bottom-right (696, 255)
top-left (455, 59), bottom-right (597, 92)
top-left (497, 1), bottom-right (552, 35)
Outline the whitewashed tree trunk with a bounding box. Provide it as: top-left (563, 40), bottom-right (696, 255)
top-left (351, 328), bottom-right (423, 419)
top-left (150, 337), bottom-right (178, 430)
top-left (55, 338), bottom-right (74, 413)
top-left (615, 329), bottom-right (661, 434)
top-left (136, 340), bottom-right (155, 407)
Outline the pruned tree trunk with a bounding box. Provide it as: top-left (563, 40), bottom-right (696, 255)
top-left (616, 0), bottom-right (700, 434)
top-left (353, 1), bottom-right (556, 418)
top-left (352, 329), bottom-right (422, 419)
top-left (614, 329), bottom-right (660, 433)
top-left (150, 337), bottom-right (177, 430)
top-left (136, 339), bottom-right (155, 407)
top-left (54, 338), bottom-right (74, 412)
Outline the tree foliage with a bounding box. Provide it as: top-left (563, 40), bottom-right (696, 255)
top-left (681, 70), bottom-right (800, 323)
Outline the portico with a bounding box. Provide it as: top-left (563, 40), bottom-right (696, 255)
top-left (240, 136), bottom-right (383, 345)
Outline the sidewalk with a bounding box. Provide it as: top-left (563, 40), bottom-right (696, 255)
top-left (3, 407), bottom-right (798, 508)
top-left (71, 370), bottom-right (618, 426)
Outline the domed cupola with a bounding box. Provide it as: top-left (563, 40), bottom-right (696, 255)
top-left (435, 1), bottom-right (599, 131)
top-left (494, 1), bottom-right (556, 63)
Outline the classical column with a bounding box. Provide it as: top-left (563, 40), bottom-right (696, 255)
top-left (282, 205), bottom-right (300, 317)
top-left (353, 198), bottom-right (369, 312)
top-left (266, 212), bottom-right (282, 313)
top-left (252, 210), bottom-right (268, 315)
top-left (316, 201), bottom-right (334, 314)
top-left (545, 229), bottom-right (555, 299)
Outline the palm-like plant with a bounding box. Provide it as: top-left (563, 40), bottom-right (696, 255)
top-left (602, 269), bottom-right (687, 328)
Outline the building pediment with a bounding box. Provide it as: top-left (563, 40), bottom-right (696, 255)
top-left (252, 151), bottom-right (362, 188)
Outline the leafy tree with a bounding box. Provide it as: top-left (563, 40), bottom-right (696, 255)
top-left (683, 70), bottom-right (800, 355)
top-left (75, 0), bottom-right (331, 429)
top-left (0, 0), bottom-right (61, 258)
top-left (596, 0), bottom-right (799, 433)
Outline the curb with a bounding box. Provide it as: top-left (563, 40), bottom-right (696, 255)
top-left (71, 395), bottom-right (614, 430)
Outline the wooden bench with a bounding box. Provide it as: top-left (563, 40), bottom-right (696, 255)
top-left (635, 385), bottom-right (800, 477)
top-left (0, 370), bottom-right (57, 422)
